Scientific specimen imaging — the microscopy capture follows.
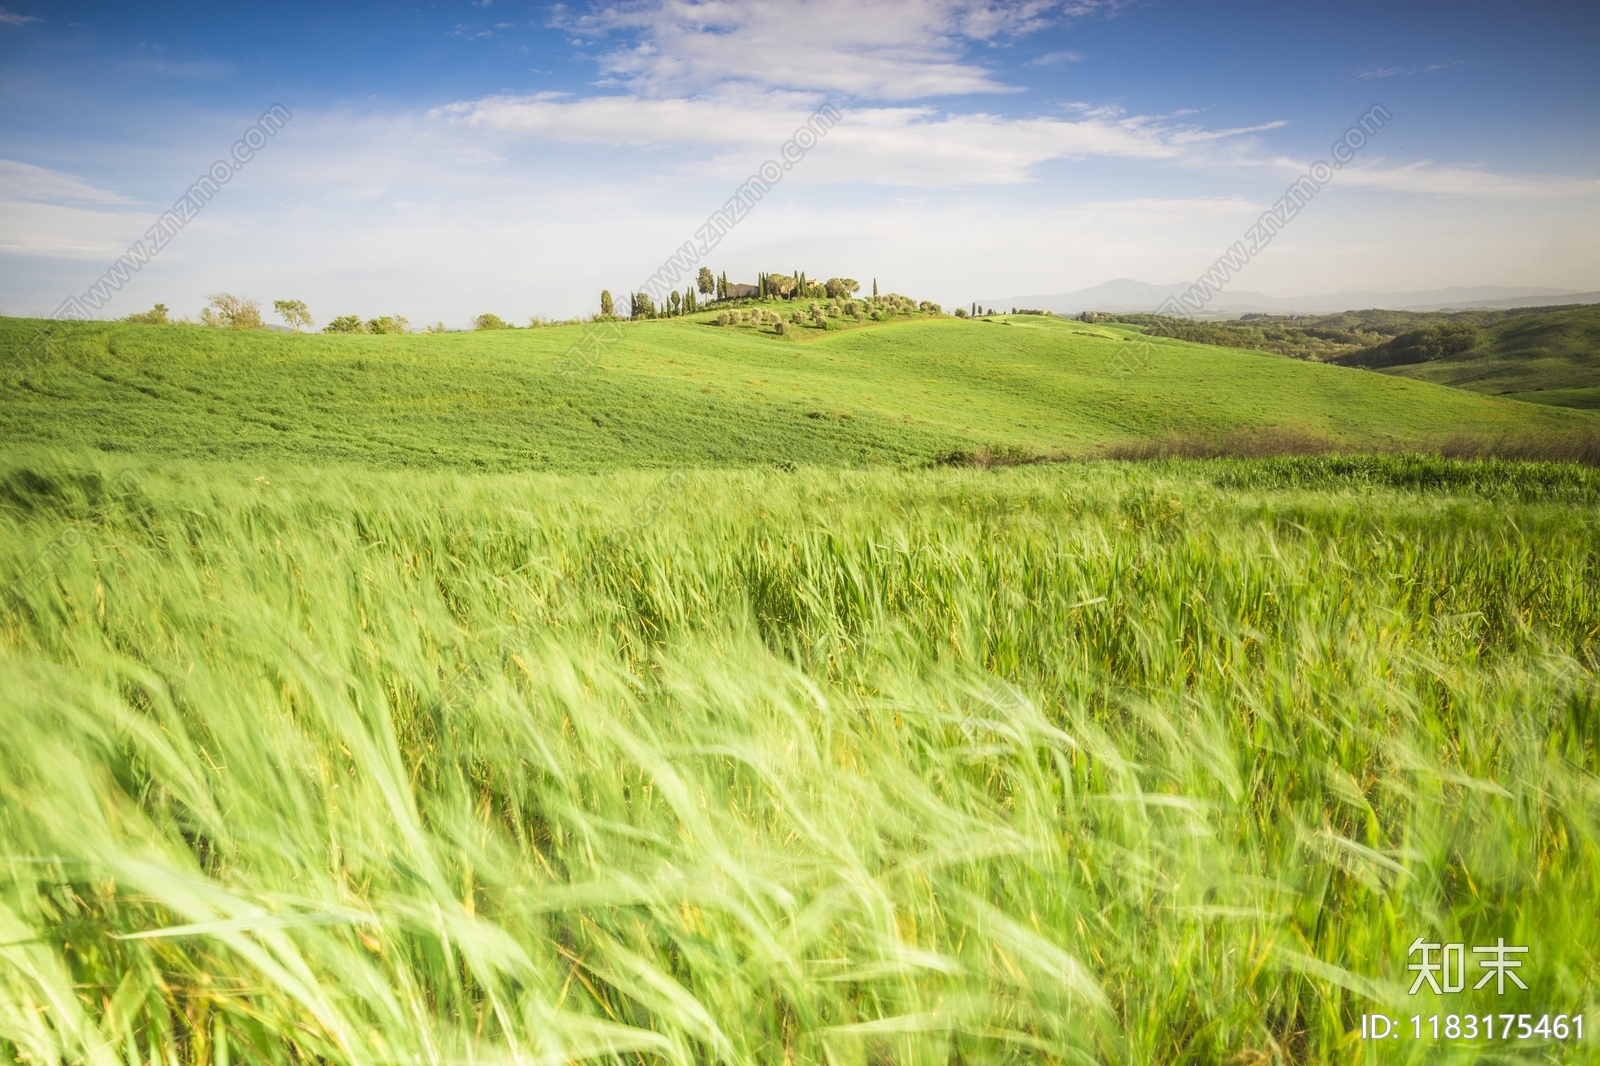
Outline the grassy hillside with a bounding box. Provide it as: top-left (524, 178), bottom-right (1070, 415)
top-left (1364, 305), bottom-right (1600, 406)
top-left (1, 311), bottom-right (1589, 472)
top-left (3, 452), bottom-right (1597, 1065)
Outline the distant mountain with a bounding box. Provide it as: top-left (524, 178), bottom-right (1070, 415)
top-left (979, 280), bottom-right (1596, 317)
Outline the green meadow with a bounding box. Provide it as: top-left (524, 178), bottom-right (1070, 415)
top-left (2, 311), bottom-right (1591, 471)
top-left (2, 310), bottom-right (1598, 1064)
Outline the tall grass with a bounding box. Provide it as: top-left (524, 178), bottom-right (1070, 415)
top-left (2, 455), bottom-right (1597, 1064)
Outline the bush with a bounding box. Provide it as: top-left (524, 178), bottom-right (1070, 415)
top-left (367, 316), bottom-right (409, 335)
top-left (124, 304), bottom-right (169, 325)
top-left (773, 320), bottom-right (787, 335)
top-left (475, 313), bottom-right (509, 331)
top-left (717, 312), bottom-right (731, 326)
top-left (324, 315), bottom-right (366, 334)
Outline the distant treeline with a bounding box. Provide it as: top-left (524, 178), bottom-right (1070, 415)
top-left (1083, 302), bottom-right (1600, 365)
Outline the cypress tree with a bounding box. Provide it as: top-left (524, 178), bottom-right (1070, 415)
top-left (873, 278), bottom-right (879, 298)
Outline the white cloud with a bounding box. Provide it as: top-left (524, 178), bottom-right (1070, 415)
top-left (0, 6), bottom-right (42, 26)
top-left (1251, 153), bottom-right (1600, 199)
top-left (1355, 59), bottom-right (1463, 79)
top-left (0, 162), bottom-right (146, 259)
top-left (0, 199), bottom-right (146, 259)
top-left (1028, 49), bottom-right (1084, 66)
top-left (435, 92), bottom-right (1271, 185)
top-left (1337, 160), bottom-right (1600, 198)
top-left (557, 0), bottom-right (1122, 99)
top-left (0, 159), bottom-right (136, 204)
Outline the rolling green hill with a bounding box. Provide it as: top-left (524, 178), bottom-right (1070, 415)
top-left (2, 310), bottom-right (1590, 472)
top-left (1357, 304), bottom-right (1600, 408)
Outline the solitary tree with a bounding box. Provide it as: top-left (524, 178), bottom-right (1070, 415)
top-left (600, 289), bottom-right (614, 316)
top-left (201, 293), bottom-right (263, 330)
top-left (273, 299), bottom-right (312, 332)
top-left (697, 267), bottom-right (715, 296)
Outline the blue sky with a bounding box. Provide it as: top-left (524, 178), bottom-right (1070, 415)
top-left (2, 0), bottom-right (1597, 326)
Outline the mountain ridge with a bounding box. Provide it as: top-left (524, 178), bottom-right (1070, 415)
top-left (981, 279), bottom-right (1599, 317)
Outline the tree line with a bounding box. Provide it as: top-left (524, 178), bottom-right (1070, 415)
top-left (603, 269), bottom-right (887, 320)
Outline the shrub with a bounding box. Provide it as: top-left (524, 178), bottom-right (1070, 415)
top-left (368, 316), bottom-right (409, 335)
top-left (717, 312), bottom-right (731, 326)
top-left (124, 304), bottom-right (169, 325)
top-left (955, 308), bottom-right (968, 318)
top-left (324, 315), bottom-right (365, 334)
top-left (475, 313), bottom-right (509, 331)
top-left (773, 320), bottom-right (787, 335)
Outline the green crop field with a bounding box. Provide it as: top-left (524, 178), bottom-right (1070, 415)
top-left (3, 308), bottom-right (1599, 1065)
top-left (3, 451), bottom-right (1598, 1065)
top-left (3, 311), bottom-right (1592, 472)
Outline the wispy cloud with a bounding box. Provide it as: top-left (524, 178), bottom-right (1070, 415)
top-left (1028, 50), bottom-right (1084, 66)
top-left (1355, 59), bottom-right (1463, 79)
top-left (436, 91), bottom-right (1269, 184)
top-left (0, 6), bottom-right (41, 26)
top-left (0, 161), bottom-right (143, 259)
top-left (0, 159), bottom-right (134, 204)
top-left (1332, 159), bottom-right (1600, 199)
top-left (552, 0), bottom-right (1124, 99)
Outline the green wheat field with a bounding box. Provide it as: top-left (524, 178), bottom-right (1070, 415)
top-left (2, 314), bottom-right (1599, 1064)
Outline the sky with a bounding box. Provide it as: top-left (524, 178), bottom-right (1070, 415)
top-left (2, 0), bottom-right (1598, 327)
